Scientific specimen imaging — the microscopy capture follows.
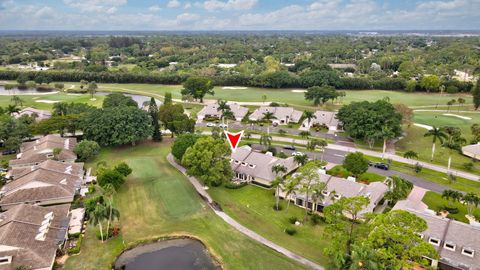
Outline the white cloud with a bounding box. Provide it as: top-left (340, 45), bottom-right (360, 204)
top-left (176, 12), bottom-right (200, 21)
top-left (167, 0), bottom-right (181, 8)
top-left (34, 6), bottom-right (54, 18)
top-left (63, 0), bottom-right (127, 13)
top-left (148, 4), bottom-right (161, 12)
top-left (184, 2), bottom-right (192, 9)
top-left (204, 0), bottom-right (258, 11)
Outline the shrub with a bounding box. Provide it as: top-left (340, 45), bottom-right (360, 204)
top-left (463, 162), bottom-right (474, 171)
top-left (278, 129), bottom-right (287, 136)
top-left (96, 227), bottom-right (113, 240)
top-left (114, 162), bottom-right (132, 177)
top-left (276, 152), bottom-right (288, 158)
top-left (269, 102), bottom-right (280, 107)
top-left (443, 206), bottom-right (459, 214)
top-left (285, 227), bottom-right (297, 235)
top-left (224, 182), bottom-right (247, 189)
top-left (267, 146), bottom-right (277, 155)
top-left (310, 214), bottom-right (324, 225)
top-left (67, 234), bottom-right (83, 255)
top-left (288, 216), bottom-right (298, 224)
top-left (272, 204), bottom-right (283, 211)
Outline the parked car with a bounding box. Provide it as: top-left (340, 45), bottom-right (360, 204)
top-left (291, 151), bottom-right (305, 156)
top-left (1, 149), bottom-right (16, 155)
top-left (218, 123), bottom-right (228, 128)
top-left (283, 145), bottom-right (296, 151)
top-left (206, 122), bottom-right (216, 127)
top-left (374, 163), bottom-right (389, 170)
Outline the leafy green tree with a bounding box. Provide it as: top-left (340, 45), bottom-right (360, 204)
top-left (259, 133), bottom-right (272, 147)
top-left (419, 75), bottom-right (441, 92)
top-left (10, 95), bottom-right (23, 107)
top-left (164, 92), bottom-right (173, 105)
top-left (424, 126), bottom-right (447, 161)
top-left (305, 85), bottom-right (338, 106)
top-left (82, 106), bottom-right (153, 146)
top-left (5, 136), bottom-right (22, 151)
top-left (74, 140), bottom-right (100, 161)
top-left (172, 134), bottom-right (200, 161)
top-left (181, 76), bottom-right (214, 103)
top-left (102, 92), bottom-right (138, 108)
top-left (295, 161), bottom-right (326, 222)
top-left (349, 243), bottom-right (381, 270)
top-left (293, 154), bottom-right (308, 166)
top-left (87, 81), bottom-right (98, 99)
top-left (97, 169), bottom-right (125, 190)
top-left (343, 152), bottom-right (369, 177)
top-left (384, 176), bottom-right (413, 204)
top-left (473, 79), bottom-right (480, 110)
top-left (114, 162), bottom-right (132, 177)
top-left (148, 97), bottom-right (162, 141)
top-left (158, 103), bottom-right (195, 137)
top-left (365, 210), bottom-right (438, 269)
top-left (182, 137), bottom-right (233, 186)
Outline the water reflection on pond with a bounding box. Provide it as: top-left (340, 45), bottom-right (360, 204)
top-left (115, 239), bottom-right (220, 270)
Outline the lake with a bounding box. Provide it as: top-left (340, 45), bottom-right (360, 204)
top-left (114, 238), bottom-right (220, 270)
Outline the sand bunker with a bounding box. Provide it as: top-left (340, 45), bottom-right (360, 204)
top-left (414, 123), bottom-right (433, 130)
top-left (291, 89), bottom-right (307, 93)
top-left (35, 100), bottom-right (60, 104)
top-left (443, 113), bottom-right (472, 120)
top-left (222, 87), bottom-right (248, 90)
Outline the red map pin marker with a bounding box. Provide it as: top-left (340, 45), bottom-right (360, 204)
top-left (224, 130), bottom-right (244, 152)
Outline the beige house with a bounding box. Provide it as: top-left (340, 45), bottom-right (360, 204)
top-left (462, 144), bottom-right (480, 161)
top-left (9, 135), bottom-right (77, 169)
top-left (300, 110), bottom-right (340, 132)
top-left (279, 172), bottom-right (388, 215)
top-left (197, 102), bottom-right (249, 122)
top-left (230, 146), bottom-right (298, 187)
top-left (12, 107), bottom-right (51, 122)
top-left (249, 106), bottom-right (302, 125)
top-left (0, 203), bottom-right (70, 270)
top-left (0, 161), bottom-right (83, 210)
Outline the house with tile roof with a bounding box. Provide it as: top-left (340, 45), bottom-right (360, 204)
top-left (280, 171), bottom-right (388, 215)
top-left (249, 106), bottom-right (302, 125)
top-left (197, 102), bottom-right (249, 122)
top-left (0, 204), bottom-right (70, 270)
top-left (300, 110), bottom-right (340, 132)
top-left (0, 162), bottom-right (83, 210)
top-left (9, 135), bottom-right (77, 169)
top-left (9, 160), bottom-right (84, 180)
top-left (462, 143), bottom-right (480, 161)
top-left (230, 145), bottom-right (298, 187)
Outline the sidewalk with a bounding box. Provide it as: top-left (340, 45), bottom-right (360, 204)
top-left (166, 154), bottom-right (324, 270)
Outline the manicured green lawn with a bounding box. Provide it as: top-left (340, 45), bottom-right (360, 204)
top-left (0, 92), bottom-right (104, 110)
top-left (208, 185), bottom-right (329, 266)
top-left (396, 125), bottom-right (479, 174)
top-left (64, 141), bottom-right (309, 270)
top-left (422, 191), bottom-right (480, 223)
top-left (413, 111), bottom-right (480, 135)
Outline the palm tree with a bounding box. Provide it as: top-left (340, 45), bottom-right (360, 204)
top-left (87, 81), bottom-right (98, 99)
top-left (297, 162), bottom-right (321, 222)
top-left (10, 95), bottom-right (23, 107)
top-left (310, 182), bottom-right (327, 214)
top-left (457, 97), bottom-right (465, 111)
top-left (442, 189), bottom-right (462, 208)
top-left (103, 184), bottom-right (120, 240)
top-left (294, 154), bottom-right (308, 166)
top-left (262, 111), bottom-right (276, 124)
top-left (381, 126), bottom-right (395, 159)
top-left (442, 126), bottom-right (466, 171)
top-left (262, 94), bottom-right (267, 104)
top-left (424, 126), bottom-right (447, 161)
top-left (272, 164), bottom-right (288, 211)
top-left (90, 203), bottom-right (108, 242)
top-left (283, 177), bottom-right (299, 213)
top-left (217, 99), bottom-right (231, 123)
top-left (403, 150), bottom-right (418, 160)
top-left (6, 104), bottom-right (19, 115)
top-left (302, 110), bottom-right (316, 128)
top-left (222, 109), bottom-right (234, 121)
top-left (259, 133), bottom-right (272, 147)
top-left (463, 192), bottom-right (480, 216)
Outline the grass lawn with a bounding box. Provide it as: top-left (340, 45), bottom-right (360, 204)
top-left (208, 185), bottom-right (329, 266)
top-left (0, 92), bottom-right (104, 110)
top-left (64, 141), bottom-right (309, 270)
top-left (396, 125), bottom-right (479, 175)
top-left (327, 165), bottom-right (386, 183)
top-left (422, 191), bottom-right (480, 223)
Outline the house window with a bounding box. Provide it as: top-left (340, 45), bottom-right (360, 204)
top-left (0, 256), bottom-right (11, 265)
top-left (296, 198), bottom-right (304, 206)
top-left (307, 201), bottom-right (313, 209)
top-left (316, 204), bottom-right (324, 212)
top-left (46, 154), bottom-right (54, 158)
top-left (322, 190), bottom-right (330, 196)
top-left (333, 194), bottom-right (342, 200)
top-left (461, 248), bottom-right (475, 257)
top-left (234, 160), bottom-right (240, 165)
top-left (428, 237), bottom-right (440, 246)
top-left (444, 242), bottom-right (456, 251)
top-left (416, 233), bottom-right (424, 239)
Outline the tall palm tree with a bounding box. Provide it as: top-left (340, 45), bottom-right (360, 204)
top-left (6, 104), bottom-right (19, 115)
top-left (302, 110), bottom-right (316, 128)
top-left (381, 126), bottom-right (395, 159)
top-left (10, 95), bottom-right (23, 107)
top-left (299, 131), bottom-right (311, 139)
top-left (90, 203), bottom-right (108, 242)
top-left (403, 150), bottom-right (418, 160)
top-left (463, 192), bottom-right (480, 216)
top-left (424, 126), bottom-right (447, 161)
top-left (442, 189), bottom-right (462, 208)
top-left (298, 163), bottom-right (321, 222)
top-left (259, 133), bottom-right (272, 147)
top-left (310, 182), bottom-right (327, 214)
top-left (103, 184), bottom-right (120, 239)
top-left (294, 154), bottom-right (308, 166)
top-left (442, 126), bottom-right (466, 171)
top-left (222, 109), bottom-right (234, 121)
top-left (262, 111), bottom-right (276, 124)
top-left (272, 164), bottom-right (288, 210)
top-left (283, 177), bottom-right (299, 213)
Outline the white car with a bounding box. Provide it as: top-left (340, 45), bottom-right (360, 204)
top-left (218, 123), bottom-right (228, 128)
top-left (206, 122), bottom-right (216, 127)
top-left (291, 151), bottom-right (305, 156)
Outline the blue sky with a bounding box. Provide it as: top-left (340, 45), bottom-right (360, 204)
top-left (0, 0), bottom-right (479, 30)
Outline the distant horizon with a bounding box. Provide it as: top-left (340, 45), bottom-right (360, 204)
top-left (1, 0), bottom-right (480, 31)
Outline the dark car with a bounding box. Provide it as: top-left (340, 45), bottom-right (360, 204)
top-left (374, 163), bottom-right (389, 170)
top-left (1, 149), bottom-right (16, 155)
top-left (283, 145), bottom-right (296, 151)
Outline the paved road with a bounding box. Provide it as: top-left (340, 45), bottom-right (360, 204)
top-left (167, 154), bottom-right (324, 270)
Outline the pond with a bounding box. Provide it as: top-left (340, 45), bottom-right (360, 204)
top-left (114, 238), bottom-right (220, 270)
top-left (96, 91), bottom-right (162, 107)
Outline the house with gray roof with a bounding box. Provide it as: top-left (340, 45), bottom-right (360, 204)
top-left (404, 210), bottom-right (480, 270)
top-left (9, 135), bottom-right (77, 169)
top-left (0, 161), bottom-right (83, 210)
top-left (280, 171), bottom-right (388, 215)
top-left (249, 106), bottom-right (302, 125)
top-left (300, 110), bottom-right (340, 132)
top-left (0, 203), bottom-right (70, 270)
top-left (462, 143), bottom-right (480, 161)
top-left (197, 102), bottom-right (249, 122)
top-left (230, 145), bottom-right (298, 187)
top-left (9, 160), bottom-right (84, 180)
